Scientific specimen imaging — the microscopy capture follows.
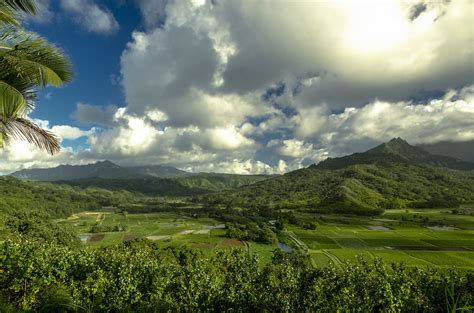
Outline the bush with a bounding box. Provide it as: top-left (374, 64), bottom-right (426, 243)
top-left (0, 239), bottom-right (473, 312)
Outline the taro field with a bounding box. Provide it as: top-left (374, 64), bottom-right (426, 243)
top-left (57, 211), bottom-right (275, 260)
top-left (294, 208), bottom-right (474, 270)
top-left (58, 208), bottom-right (474, 269)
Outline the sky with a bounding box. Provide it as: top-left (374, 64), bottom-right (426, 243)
top-left (0, 0), bottom-right (473, 174)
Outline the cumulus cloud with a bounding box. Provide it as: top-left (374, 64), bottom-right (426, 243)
top-left (217, 0), bottom-right (473, 107)
top-left (290, 85), bottom-right (474, 156)
top-left (0, 120), bottom-right (94, 174)
top-left (72, 103), bottom-right (119, 126)
top-left (90, 0), bottom-right (474, 172)
top-left (60, 0), bottom-right (119, 34)
top-left (5, 0), bottom-right (474, 174)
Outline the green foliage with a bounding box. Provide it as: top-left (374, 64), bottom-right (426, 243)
top-left (0, 239), bottom-right (472, 312)
top-left (61, 173), bottom-right (269, 197)
top-left (302, 221), bottom-right (318, 230)
top-left (226, 222), bottom-right (278, 244)
top-left (90, 223), bottom-right (127, 233)
top-left (0, 176), bottom-right (135, 218)
top-left (0, 2), bottom-right (73, 154)
top-left (206, 162), bottom-right (474, 215)
top-left (2, 210), bottom-right (79, 247)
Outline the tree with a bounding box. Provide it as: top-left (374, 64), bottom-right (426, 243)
top-left (0, 0), bottom-right (73, 154)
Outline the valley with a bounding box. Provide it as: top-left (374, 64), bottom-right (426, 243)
top-left (2, 138), bottom-right (474, 311)
top-left (57, 207), bottom-right (474, 270)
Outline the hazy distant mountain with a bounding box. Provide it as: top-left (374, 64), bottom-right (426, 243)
top-left (418, 140), bottom-right (474, 163)
top-left (9, 161), bottom-right (191, 181)
top-left (316, 138), bottom-right (474, 171)
top-left (127, 165), bottom-right (189, 178)
top-left (9, 161), bottom-right (144, 181)
top-left (8, 162), bottom-right (271, 194)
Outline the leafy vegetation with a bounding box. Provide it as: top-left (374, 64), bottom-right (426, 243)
top-left (203, 141), bottom-right (474, 215)
top-left (60, 173), bottom-right (269, 196)
top-left (226, 222), bottom-right (277, 244)
top-left (0, 239), bottom-right (472, 312)
top-left (0, 176), bottom-right (135, 218)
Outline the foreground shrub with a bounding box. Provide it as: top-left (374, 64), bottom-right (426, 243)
top-left (0, 239), bottom-right (472, 312)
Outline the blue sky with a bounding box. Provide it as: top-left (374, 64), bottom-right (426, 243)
top-left (29, 1), bottom-right (140, 126)
top-left (0, 0), bottom-right (473, 174)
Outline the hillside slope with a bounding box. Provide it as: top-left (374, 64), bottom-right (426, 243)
top-left (10, 161), bottom-right (144, 181)
top-left (60, 174), bottom-right (270, 196)
top-left (317, 138), bottom-right (474, 171)
top-left (204, 139), bottom-right (474, 215)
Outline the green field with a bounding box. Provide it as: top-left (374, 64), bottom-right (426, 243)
top-left (59, 208), bottom-right (474, 270)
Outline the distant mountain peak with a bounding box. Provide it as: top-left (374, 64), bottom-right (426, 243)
top-left (387, 137), bottom-right (410, 146)
top-left (315, 138), bottom-right (474, 171)
top-left (368, 137), bottom-right (422, 157)
top-left (97, 160), bottom-right (116, 165)
top-left (95, 160), bottom-right (121, 168)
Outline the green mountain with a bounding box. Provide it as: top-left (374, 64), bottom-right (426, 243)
top-left (60, 174), bottom-right (270, 196)
top-left (10, 160), bottom-right (143, 181)
top-left (8, 162), bottom-right (270, 193)
top-left (0, 176), bottom-right (135, 218)
top-left (419, 140), bottom-right (474, 163)
top-left (317, 138), bottom-right (474, 171)
top-left (126, 165), bottom-right (189, 178)
top-left (205, 138), bottom-right (474, 215)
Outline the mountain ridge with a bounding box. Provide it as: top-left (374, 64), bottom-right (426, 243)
top-left (9, 161), bottom-right (195, 181)
top-left (315, 137), bottom-right (474, 171)
top-left (204, 138), bottom-right (474, 215)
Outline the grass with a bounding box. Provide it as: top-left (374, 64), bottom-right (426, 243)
top-left (58, 208), bottom-right (474, 269)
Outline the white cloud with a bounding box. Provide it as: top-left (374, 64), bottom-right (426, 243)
top-left (31, 119), bottom-right (94, 141)
top-left (72, 103), bottom-right (118, 125)
top-left (291, 85), bottom-right (474, 156)
top-left (5, 0), bottom-right (474, 174)
top-left (0, 117), bottom-right (96, 174)
top-left (50, 125), bottom-right (95, 141)
top-left (60, 0), bottom-right (119, 34)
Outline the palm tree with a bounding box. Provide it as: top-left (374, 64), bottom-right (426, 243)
top-left (0, 0), bottom-right (73, 154)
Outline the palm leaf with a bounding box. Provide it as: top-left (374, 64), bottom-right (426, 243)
top-left (5, 0), bottom-right (37, 14)
top-left (0, 53), bottom-right (64, 87)
top-left (0, 30), bottom-right (74, 87)
top-left (0, 0), bottom-right (37, 26)
top-left (0, 116), bottom-right (60, 154)
top-left (0, 80), bottom-right (28, 116)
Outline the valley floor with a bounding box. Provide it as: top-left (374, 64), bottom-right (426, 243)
top-left (58, 207), bottom-right (474, 270)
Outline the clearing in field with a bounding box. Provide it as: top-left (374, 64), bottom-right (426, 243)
top-left (146, 235), bottom-right (170, 241)
top-left (218, 239), bottom-right (245, 247)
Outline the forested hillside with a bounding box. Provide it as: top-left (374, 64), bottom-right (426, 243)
top-left (204, 140), bottom-right (474, 215)
top-left (0, 177), bottom-right (134, 217)
top-left (58, 174), bottom-right (269, 196)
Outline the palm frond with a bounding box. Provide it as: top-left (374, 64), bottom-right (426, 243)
top-left (5, 0), bottom-right (37, 14)
top-left (0, 0), bottom-right (37, 26)
top-left (0, 116), bottom-right (60, 154)
top-left (0, 30), bottom-right (74, 87)
top-left (0, 80), bottom-right (28, 116)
